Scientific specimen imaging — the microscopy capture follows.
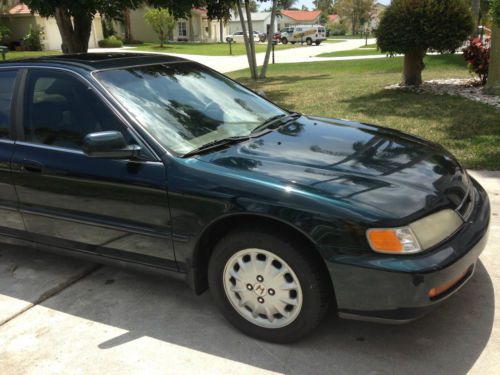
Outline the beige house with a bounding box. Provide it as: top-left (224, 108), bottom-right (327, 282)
top-left (0, 1), bottom-right (103, 50)
top-left (124, 7), bottom-right (228, 43)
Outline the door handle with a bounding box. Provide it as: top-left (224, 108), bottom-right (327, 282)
top-left (20, 160), bottom-right (44, 173)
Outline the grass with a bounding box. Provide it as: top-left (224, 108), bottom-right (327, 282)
top-left (125, 42), bottom-right (299, 56)
top-left (318, 47), bottom-right (385, 58)
top-left (360, 43), bottom-right (377, 48)
top-left (327, 35), bottom-right (365, 39)
top-left (229, 54), bottom-right (500, 170)
top-left (3, 50), bottom-right (61, 60)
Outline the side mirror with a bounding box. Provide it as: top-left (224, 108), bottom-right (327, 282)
top-left (83, 131), bottom-right (141, 159)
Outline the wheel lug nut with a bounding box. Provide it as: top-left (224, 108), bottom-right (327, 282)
top-left (257, 297), bottom-right (264, 304)
top-left (256, 275), bottom-right (264, 282)
top-left (268, 289), bottom-right (275, 296)
top-left (247, 284), bottom-right (253, 290)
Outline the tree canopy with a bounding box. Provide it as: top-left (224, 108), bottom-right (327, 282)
top-left (376, 0), bottom-right (473, 55)
top-left (376, 0), bottom-right (473, 86)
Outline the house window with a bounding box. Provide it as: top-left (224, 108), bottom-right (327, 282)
top-left (178, 21), bottom-right (187, 37)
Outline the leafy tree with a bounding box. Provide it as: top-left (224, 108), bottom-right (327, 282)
top-left (23, 0), bottom-right (199, 53)
top-left (376, 0), bottom-right (473, 86)
top-left (335, 0), bottom-right (373, 35)
top-left (144, 7), bottom-right (176, 47)
top-left (486, 0), bottom-right (500, 94)
top-left (314, 0), bottom-right (334, 14)
top-left (280, 0), bottom-right (298, 9)
top-left (249, 0), bottom-right (259, 12)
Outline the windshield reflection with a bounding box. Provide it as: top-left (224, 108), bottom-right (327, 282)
top-left (95, 63), bottom-right (285, 154)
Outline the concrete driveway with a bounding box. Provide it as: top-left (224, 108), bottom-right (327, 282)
top-left (0, 171), bottom-right (498, 375)
top-left (92, 38), bottom-right (377, 73)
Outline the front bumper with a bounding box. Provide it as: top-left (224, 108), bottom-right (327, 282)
top-left (327, 178), bottom-right (490, 323)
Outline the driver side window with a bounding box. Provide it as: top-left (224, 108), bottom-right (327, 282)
top-left (24, 70), bottom-right (132, 150)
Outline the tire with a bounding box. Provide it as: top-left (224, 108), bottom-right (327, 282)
top-left (306, 38), bottom-right (313, 46)
top-left (315, 40), bottom-right (321, 46)
top-left (281, 37), bottom-right (288, 44)
top-left (208, 227), bottom-right (332, 343)
top-left (291, 41), bottom-right (296, 44)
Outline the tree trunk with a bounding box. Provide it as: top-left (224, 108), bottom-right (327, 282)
top-left (403, 50), bottom-right (425, 86)
top-left (485, 25), bottom-right (500, 95)
top-left (123, 8), bottom-right (133, 43)
top-left (219, 18), bottom-right (223, 43)
top-left (237, 2), bottom-right (257, 80)
top-left (244, 0), bottom-right (258, 81)
top-left (259, 0), bottom-right (278, 79)
top-left (54, 7), bottom-right (92, 54)
top-left (471, 0), bottom-right (480, 35)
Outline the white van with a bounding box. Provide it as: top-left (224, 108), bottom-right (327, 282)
top-left (280, 25), bottom-right (326, 45)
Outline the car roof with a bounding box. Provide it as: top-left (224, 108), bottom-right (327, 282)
top-left (0, 52), bottom-right (191, 71)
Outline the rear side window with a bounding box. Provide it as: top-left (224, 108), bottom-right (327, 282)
top-left (0, 70), bottom-right (17, 139)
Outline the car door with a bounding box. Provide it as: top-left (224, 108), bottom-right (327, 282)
top-left (0, 69), bottom-right (26, 237)
top-left (10, 68), bottom-right (177, 269)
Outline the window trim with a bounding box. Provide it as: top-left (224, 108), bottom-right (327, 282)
top-left (0, 68), bottom-right (22, 141)
top-left (8, 66), bottom-right (161, 162)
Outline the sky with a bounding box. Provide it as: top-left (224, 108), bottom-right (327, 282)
top-left (260, 0), bottom-right (391, 11)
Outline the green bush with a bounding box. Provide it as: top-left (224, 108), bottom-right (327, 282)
top-left (98, 36), bottom-right (123, 48)
top-left (23, 24), bottom-right (44, 51)
top-left (0, 25), bottom-right (11, 42)
top-left (327, 22), bottom-right (348, 36)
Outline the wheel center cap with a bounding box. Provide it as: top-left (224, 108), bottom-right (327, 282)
top-left (253, 283), bottom-right (267, 296)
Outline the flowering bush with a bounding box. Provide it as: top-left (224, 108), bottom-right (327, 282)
top-left (463, 37), bottom-right (491, 85)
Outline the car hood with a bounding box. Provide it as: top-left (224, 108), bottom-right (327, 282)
top-left (196, 116), bottom-right (470, 222)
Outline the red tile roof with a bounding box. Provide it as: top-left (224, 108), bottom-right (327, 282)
top-left (327, 14), bottom-right (338, 22)
top-left (9, 3), bottom-right (31, 15)
top-left (281, 10), bottom-right (321, 22)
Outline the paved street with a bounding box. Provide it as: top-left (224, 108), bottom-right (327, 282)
top-left (91, 38), bottom-right (378, 73)
top-left (0, 171), bottom-right (498, 375)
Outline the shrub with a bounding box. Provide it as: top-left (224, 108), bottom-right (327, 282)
top-left (327, 21), bottom-right (348, 36)
top-left (0, 25), bottom-right (11, 42)
top-left (463, 37), bottom-right (490, 85)
top-left (98, 36), bottom-right (123, 48)
top-left (23, 24), bottom-right (44, 51)
top-left (376, 0), bottom-right (474, 86)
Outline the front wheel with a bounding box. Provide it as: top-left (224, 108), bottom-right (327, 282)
top-left (281, 37), bottom-right (288, 44)
top-left (208, 228), bottom-right (332, 343)
top-left (315, 40), bottom-right (321, 46)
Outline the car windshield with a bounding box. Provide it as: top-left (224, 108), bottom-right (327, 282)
top-left (94, 63), bottom-right (286, 154)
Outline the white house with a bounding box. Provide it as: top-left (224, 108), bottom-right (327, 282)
top-left (277, 10), bottom-right (321, 30)
top-left (228, 12), bottom-right (278, 35)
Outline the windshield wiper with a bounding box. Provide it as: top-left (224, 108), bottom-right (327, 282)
top-left (182, 136), bottom-right (250, 158)
top-left (251, 112), bottom-right (301, 134)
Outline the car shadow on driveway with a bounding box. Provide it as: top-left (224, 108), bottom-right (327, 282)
top-left (0, 244), bottom-right (495, 375)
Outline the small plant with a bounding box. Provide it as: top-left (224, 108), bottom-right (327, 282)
top-left (327, 21), bottom-right (348, 36)
top-left (0, 25), bottom-right (11, 42)
top-left (98, 36), bottom-right (123, 48)
top-left (463, 37), bottom-right (491, 85)
top-left (23, 24), bottom-right (44, 51)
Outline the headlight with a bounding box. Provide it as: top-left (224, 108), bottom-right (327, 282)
top-left (367, 227), bottom-right (421, 254)
top-left (367, 209), bottom-right (463, 254)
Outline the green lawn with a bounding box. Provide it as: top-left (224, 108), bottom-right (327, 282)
top-left (3, 50), bottom-right (61, 60)
top-left (229, 55), bottom-right (500, 170)
top-left (125, 42), bottom-right (299, 56)
top-left (327, 35), bottom-right (365, 39)
top-left (318, 47), bottom-right (386, 58)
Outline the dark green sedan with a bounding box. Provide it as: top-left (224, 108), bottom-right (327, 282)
top-left (0, 54), bottom-right (490, 343)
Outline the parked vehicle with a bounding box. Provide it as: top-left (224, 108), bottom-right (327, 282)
top-left (280, 24), bottom-right (327, 45)
top-left (0, 54), bottom-right (490, 343)
top-left (227, 30), bottom-right (262, 43)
